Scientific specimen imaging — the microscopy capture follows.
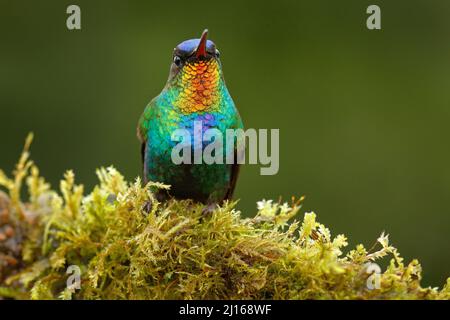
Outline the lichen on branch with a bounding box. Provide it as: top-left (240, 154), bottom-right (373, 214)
top-left (0, 135), bottom-right (449, 300)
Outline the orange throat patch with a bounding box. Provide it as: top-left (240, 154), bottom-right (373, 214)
top-left (174, 59), bottom-right (222, 113)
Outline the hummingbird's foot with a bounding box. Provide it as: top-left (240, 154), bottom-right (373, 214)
top-left (106, 193), bottom-right (117, 204)
top-left (141, 190), bottom-right (169, 215)
top-left (155, 191), bottom-right (169, 203)
top-left (142, 200), bottom-right (153, 215)
top-left (201, 203), bottom-right (217, 216)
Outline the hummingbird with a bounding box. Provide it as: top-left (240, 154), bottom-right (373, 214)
top-left (137, 30), bottom-right (244, 208)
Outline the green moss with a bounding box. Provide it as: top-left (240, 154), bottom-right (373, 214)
top-left (0, 135), bottom-right (449, 300)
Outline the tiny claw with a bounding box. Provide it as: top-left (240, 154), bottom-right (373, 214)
top-left (155, 190), bottom-right (169, 203)
top-left (107, 194), bottom-right (117, 204)
top-left (142, 200), bottom-right (153, 215)
top-left (201, 203), bottom-right (217, 216)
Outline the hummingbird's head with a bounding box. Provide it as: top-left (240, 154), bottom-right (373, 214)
top-left (167, 29), bottom-right (225, 113)
top-left (168, 29), bottom-right (221, 81)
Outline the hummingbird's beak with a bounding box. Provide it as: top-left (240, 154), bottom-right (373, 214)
top-left (195, 29), bottom-right (208, 58)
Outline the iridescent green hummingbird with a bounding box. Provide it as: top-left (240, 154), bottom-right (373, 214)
top-left (137, 30), bottom-right (244, 206)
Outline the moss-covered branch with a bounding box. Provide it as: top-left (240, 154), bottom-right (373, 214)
top-left (0, 135), bottom-right (449, 300)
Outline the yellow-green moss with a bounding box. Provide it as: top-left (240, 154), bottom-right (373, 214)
top-left (0, 135), bottom-right (449, 300)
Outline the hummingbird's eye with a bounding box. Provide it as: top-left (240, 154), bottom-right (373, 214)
top-left (173, 55), bottom-right (182, 67)
top-left (215, 49), bottom-right (220, 58)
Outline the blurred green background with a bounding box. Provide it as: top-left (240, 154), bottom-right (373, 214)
top-left (1, 0), bottom-right (449, 287)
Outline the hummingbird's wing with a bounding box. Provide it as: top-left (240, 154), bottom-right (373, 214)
top-left (223, 116), bottom-right (244, 201)
top-left (224, 162), bottom-right (240, 201)
top-left (137, 99), bottom-right (158, 184)
top-left (140, 142), bottom-right (146, 168)
top-left (137, 112), bottom-right (147, 179)
top-left (223, 140), bottom-right (242, 201)
top-left (137, 133), bottom-right (148, 183)
top-left (137, 110), bottom-right (148, 146)
top-left (137, 96), bottom-right (159, 144)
